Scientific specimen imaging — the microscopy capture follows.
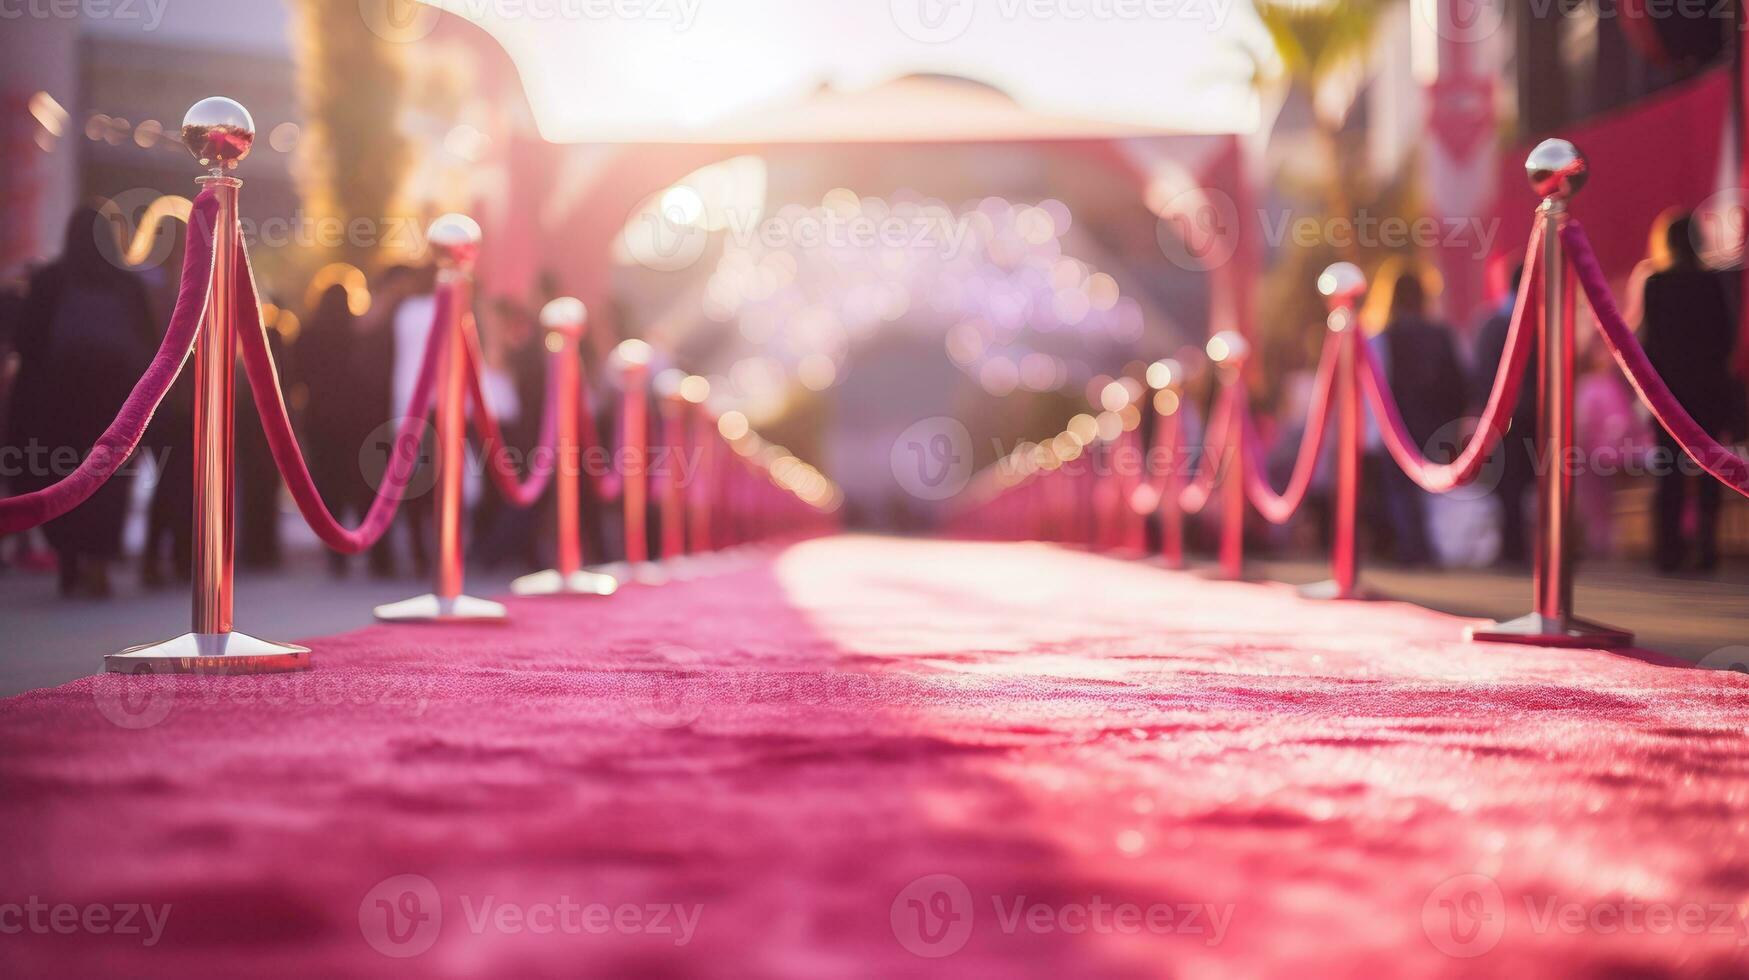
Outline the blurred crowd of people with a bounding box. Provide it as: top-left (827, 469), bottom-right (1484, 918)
top-left (0, 204), bottom-right (594, 598)
top-left (2, 200), bottom-right (1745, 601)
top-left (1262, 208), bottom-right (1747, 574)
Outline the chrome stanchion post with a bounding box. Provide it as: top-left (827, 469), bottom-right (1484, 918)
top-left (1301, 263), bottom-right (1379, 601)
top-left (375, 214), bottom-right (508, 623)
top-left (1147, 358), bottom-right (1187, 570)
top-left (512, 298), bottom-right (618, 597)
top-left (655, 369), bottom-right (689, 563)
top-left (108, 98), bottom-right (310, 674)
top-left (611, 339), bottom-right (664, 584)
top-left (1207, 330), bottom-right (1250, 580)
top-left (682, 377), bottom-right (714, 556)
top-left (1470, 140), bottom-right (1632, 647)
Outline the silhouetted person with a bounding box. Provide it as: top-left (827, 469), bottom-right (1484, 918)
top-left (1640, 215), bottom-right (1747, 572)
top-left (1373, 271), bottom-right (1466, 566)
top-left (140, 234), bottom-right (192, 587)
top-left (383, 264), bottom-right (439, 577)
top-left (471, 297), bottom-right (544, 571)
top-left (5, 206), bottom-right (155, 596)
top-left (1472, 263), bottom-right (1536, 565)
top-left (293, 283), bottom-right (374, 576)
top-left (236, 302), bottom-right (287, 570)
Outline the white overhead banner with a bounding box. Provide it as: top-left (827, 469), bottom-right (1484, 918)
top-left (414, 0), bottom-right (1273, 142)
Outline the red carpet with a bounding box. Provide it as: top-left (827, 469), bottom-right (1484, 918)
top-left (3, 537), bottom-right (1748, 977)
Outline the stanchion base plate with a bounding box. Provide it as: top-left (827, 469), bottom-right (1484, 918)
top-left (1466, 613), bottom-right (1634, 649)
top-left (373, 594), bottom-right (509, 623)
top-left (588, 562), bottom-right (669, 587)
top-left (510, 569), bottom-right (620, 597)
top-left (1196, 566), bottom-right (1260, 583)
top-left (1298, 579), bottom-right (1388, 602)
top-left (1102, 547), bottom-right (1149, 562)
top-left (104, 632), bottom-right (312, 674)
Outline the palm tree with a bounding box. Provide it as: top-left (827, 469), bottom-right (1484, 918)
top-left (1254, 0), bottom-right (1390, 262)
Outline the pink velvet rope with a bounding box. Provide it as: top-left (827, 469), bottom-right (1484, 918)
top-left (0, 190), bottom-right (220, 534)
top-left (575, 376), bottom-right (624, 503)
top-left (235, 245), bottom-right (451, 554)
top-left (1358, 222), bottom-right (1543, 494)
top-left (1240, 332), bottom-right (1339, 525)
top-left (458, 316), bottom-right (557, 508)
top-left (1178, 386), bottom-right (1236, 516)
top-left (1561, 220), bottom-right (1749, 497)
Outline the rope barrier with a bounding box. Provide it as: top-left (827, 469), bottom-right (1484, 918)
top-left (457, 313), bottom-right (558, 509)
top-left (1358, 222), bottom-right (1543, 494)
top-left (235, 241), bottom-right (450, 554)
top-left (1561, 219), bottom-right (1749, 497)
top-left (0, 189), bottom-right (220, 535)
top-left (1177, 386), bottom-right (1236, 516)
top-left (1240, 332), bottom-right (1339, 525)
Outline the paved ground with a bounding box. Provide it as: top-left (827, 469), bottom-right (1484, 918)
top-left (1255, 556), bottom-right (1749, 668)
top-left (4, 537), bottom-right (1745, 697)
top-left (0, 549), bottom-right (521, 697)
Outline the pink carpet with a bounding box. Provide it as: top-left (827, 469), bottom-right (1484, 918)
top-left (3, 537), bottom-right (1749, 977)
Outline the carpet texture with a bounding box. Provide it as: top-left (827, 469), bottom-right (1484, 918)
top-left (3, 537), bottom-right (1748, 978)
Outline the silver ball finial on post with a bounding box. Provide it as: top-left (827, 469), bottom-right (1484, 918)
top-left (1318, 262), bottom-right (1367, 309)
top-left (426, 214), bottom-right (482, 272)
top-left (1206, 330), bottom-right (1250, 370)
top-left (1319, 262), bottom-right (1367, 332)
top-left (181, 97), bottom-right (254, 177)
top-left (539, 297), bottom-right (588, 339)
top-left (1526, 139), bottom-right (1587, 203)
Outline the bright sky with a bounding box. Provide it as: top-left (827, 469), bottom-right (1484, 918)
top-left (428, 0), bottom-right (1275, 142)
